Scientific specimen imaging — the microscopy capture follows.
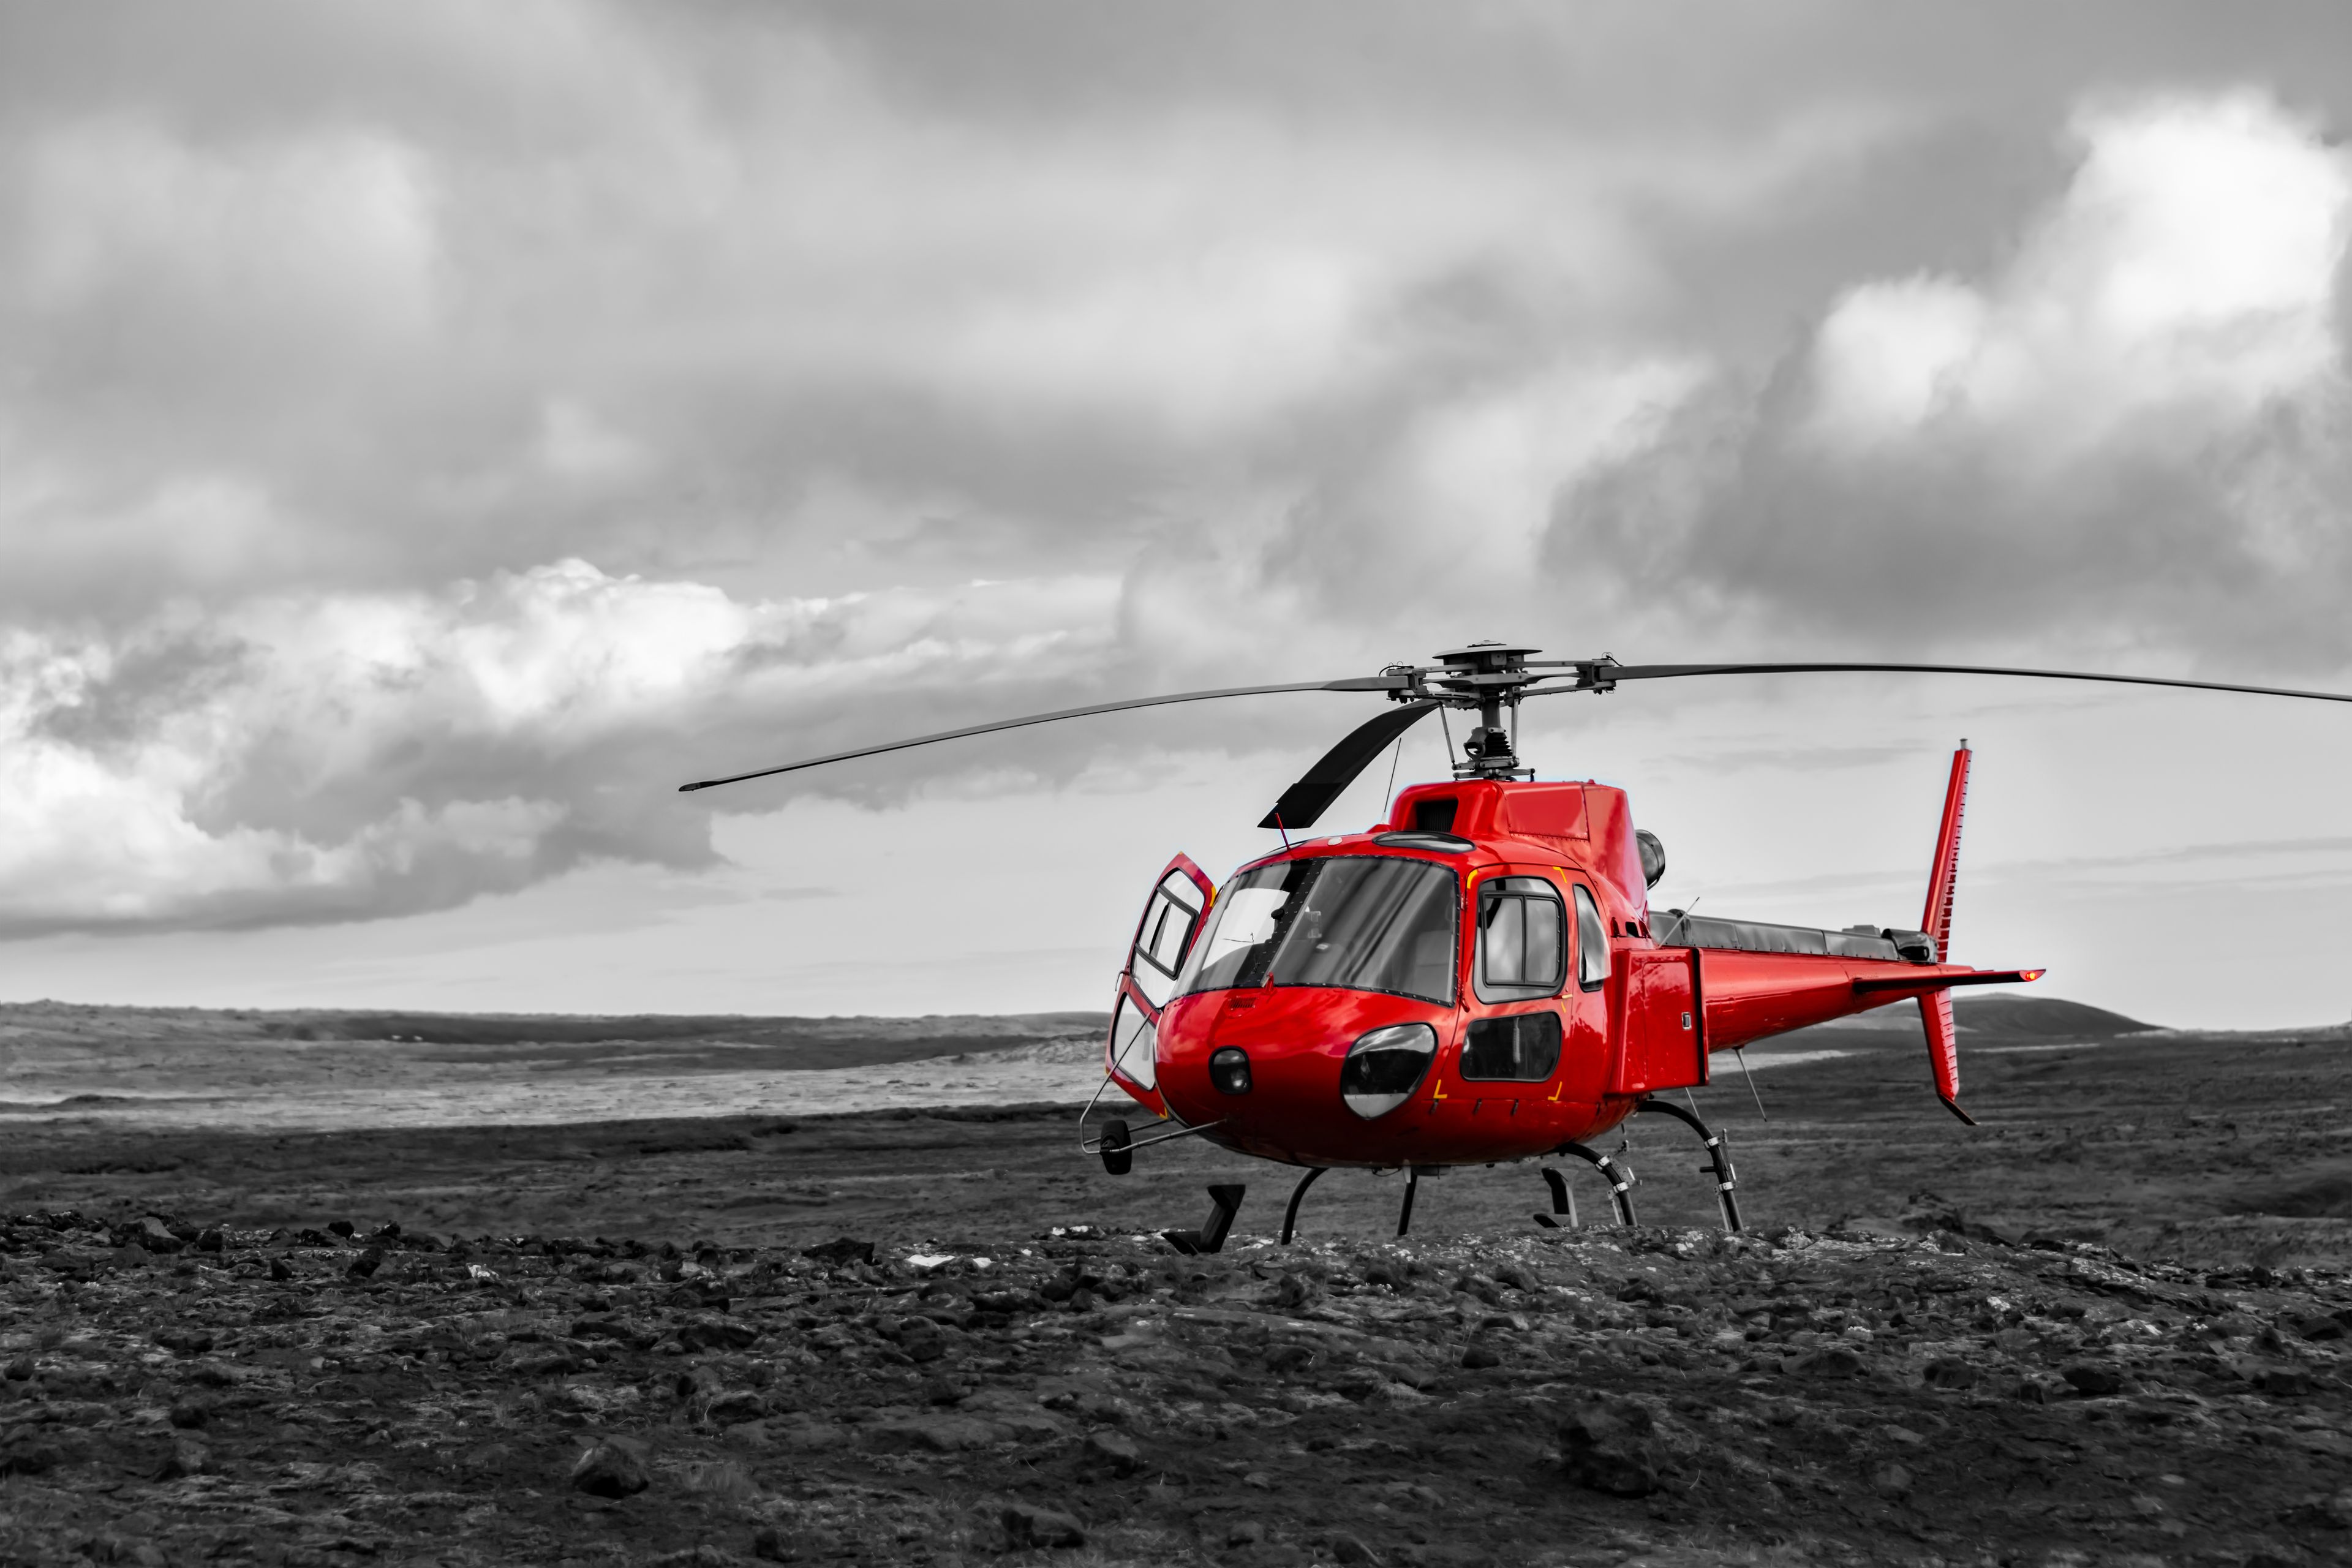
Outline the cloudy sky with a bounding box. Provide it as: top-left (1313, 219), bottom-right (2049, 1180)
top-left (4, 1), bottom-right (2352, 1027)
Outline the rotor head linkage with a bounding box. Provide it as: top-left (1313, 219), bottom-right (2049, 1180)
top-left (1408, 641), bottom-right (1547, 780)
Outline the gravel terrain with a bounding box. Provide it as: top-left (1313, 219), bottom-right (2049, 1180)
top-left (4, 1005), bottom-right (2348, 1564)
top-left (2, 1211), bottom-right (2348, 1567)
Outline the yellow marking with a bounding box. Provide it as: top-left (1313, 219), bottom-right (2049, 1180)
top-left (1548, 1080), bottom-right (1565, 1102)
top-left (1429, 1077), bottom-right (1449, 1102)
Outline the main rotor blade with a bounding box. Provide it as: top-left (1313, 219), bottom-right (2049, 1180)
top-left (1569, 662), bottom-right (2352, 706)
top-left (1258, 701), bottom-right (1440, 832)
top-left (677, 675), bottom-right (1408, 793)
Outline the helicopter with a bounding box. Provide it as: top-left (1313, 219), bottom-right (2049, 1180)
top-left (681, 643), bottom-right (2352, 1251)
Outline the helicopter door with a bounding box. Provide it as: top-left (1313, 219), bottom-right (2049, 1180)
top-left (1608, 947), bottom-right (1706, 1095)
top-left (1108, 854), bottom-right (1215, 1102)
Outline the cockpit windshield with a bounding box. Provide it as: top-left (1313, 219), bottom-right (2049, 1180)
top-left (1174, 856), bottom-right (1458, 1005)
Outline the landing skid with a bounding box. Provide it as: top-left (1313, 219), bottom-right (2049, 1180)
top-left (1280, 1167), bottom-right (1327, 1245)
top-left (1538, 1141), bottom-right (1638, 1227)
top-left (1632, 1097), bottom-right (1742, 1232)
top-left (1153, 1102), bottom-right (1738, 1249)
top-left (1163, 1183), bottom-right (1247, 1255)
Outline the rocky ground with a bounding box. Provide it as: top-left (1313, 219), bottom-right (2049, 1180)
top-left (2, 1209), bottom-right (2349, 1568)
top-left (4, 1016), bottom-right (2350, 1564)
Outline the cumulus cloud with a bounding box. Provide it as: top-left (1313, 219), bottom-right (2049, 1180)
top-left (4, 4), bottom-right (2351, 950)
top-left (1562, 91), bottom-right (2352, 658)
top-left (0, 560), bottom-right (1129, 932)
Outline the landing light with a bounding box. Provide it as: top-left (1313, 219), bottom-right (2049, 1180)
top-left (1209, 1047), bottom-right (1253, 1095)
top-left (1340, 1023), bottom-right (1438, 1118)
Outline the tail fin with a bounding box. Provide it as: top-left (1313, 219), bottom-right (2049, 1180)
top-left (1921, 742), bottom-right (1970, 957)
top-left (1920, 742), bottom-right (1975, 1125)
top-left (1919, 989), bottom-right (1976, 1125)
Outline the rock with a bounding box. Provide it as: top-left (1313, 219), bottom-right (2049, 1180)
top-left (1000, 1501), bottom-right (1085, 1550)
top-left (1329, 1535), bottom-right (1379, 1565)
top-left (751, 1525), bottom-right (790, 1561)
top-left (875, 1414), bottom-right (1006, 1452)
top-left (1790, 1346), bottom-right (1863, 1379)
top-left (706, 1389), bottom-right (767, 1425)
top-left (2061, 1361), bottom-right (2124, 1396)
top-left (1460, 1344), bottom-right (1501, 1370)
top-left (679, 1314), bottom-right (759, 1353)
top-left (268, 1256), bottom-right (295, 1282)
top-left (2256, 1365), bottom-right (2314, 1396)
top-left (152, 1327), bottom-right (214, 1357)
top-left (154, 1434), bottom-right (209, 1479)
top-left (326, 1219), bottom-right (356, 1238)
top-left (896, 1319), bottom-right (946, 1363)
top-left (1265, 1344), bottom-right (1315, 1374)
top-left (194, 1227), bottom-right (225, 1253)
top-left (1227, 1521), bottom-right (1268, 1547)
top-left (1459, 1275), bottom-right (1506, 1306)
top-left (0, 1434), bottom-right (62, 1476)
top-left (136, 1217), bottom-right (185, 1254)
top-left (1921, 1356), bottom-right (1978, 1389)
top-left (1269, 1272), bottom-right (1315, 1309)
top-left (167, 1399), bottom-right (209, 1430)
top-left (3, 1356), bottom-right (32, 1381)
top-left (1083, 1428), bottom-right (1143, 1477)
top-left (346, 1247), bottom-right (385, 1279)
top-left (570, 1436), bottom-right (652, 1498)
top-left (801, 1238), bottom-right (874, 1268)
top-left (1871, 1461), bottom-right (1913, 1498)
top-left (1558, 1403), bottom-right (1662, 1497)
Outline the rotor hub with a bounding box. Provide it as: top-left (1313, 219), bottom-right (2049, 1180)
top-left (1419, 641), bottom-right (1541, 780)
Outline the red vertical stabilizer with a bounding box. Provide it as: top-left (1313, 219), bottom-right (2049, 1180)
top-left (1919, 744), bottom-right (1975, 1125)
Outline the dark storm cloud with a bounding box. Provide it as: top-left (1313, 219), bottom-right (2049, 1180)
top-left (2, 3), bottom-right (2350, 933)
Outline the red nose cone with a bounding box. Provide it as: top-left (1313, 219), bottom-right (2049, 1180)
top-left (1157, 987), bottom-right (1453, 1167)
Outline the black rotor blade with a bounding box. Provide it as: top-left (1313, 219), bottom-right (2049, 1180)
top-left (1258, 701), bottom-right (1440, 832)
top-left (1565, 661), bottom-right (2352, 706)
top-left (677, 674), bottom-right (1409, 793)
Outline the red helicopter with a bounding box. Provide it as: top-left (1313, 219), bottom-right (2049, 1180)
top-left (682, 643), bottom-right (2352, 1250)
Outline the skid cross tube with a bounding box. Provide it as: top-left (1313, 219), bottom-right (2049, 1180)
top-left (1164, 1184), bottom-right (1248, 1256)
top-left (1633, 1098), bottom-right (1742, 1232)
top-left (1533, 1166), bottom-right (1580, 1229)
top-left (1551, 1142), bottom-right (1638, 1225)
top-left (1280, 1167), bottom-right (1329, 1245)
top-left (1396, 1168), bottom-right (1422, 1237)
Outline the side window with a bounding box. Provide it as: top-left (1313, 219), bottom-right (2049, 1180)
top-left (1460, 1011), bottom-right (1562, 1081)
top-left (1107, 992), bottom-right (1158, 1090)
top-left (1573, 884), bottom-right (1610, 991)
top-left (1128, 872), bottom-right (1205, 1008)
top-left (1474, 876), bottom-right (1566, 1003)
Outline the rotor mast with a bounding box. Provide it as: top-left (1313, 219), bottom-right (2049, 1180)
top-left (1423, 641), bottom-right (1543, 781)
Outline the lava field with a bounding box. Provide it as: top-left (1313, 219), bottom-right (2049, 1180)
top-left (2, 1211), bottom-right (2349, 1567)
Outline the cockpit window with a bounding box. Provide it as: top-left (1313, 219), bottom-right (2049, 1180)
top-left (1175, 856), bottom-right (1457, 1005)
top-left (1474, 875), bottom-right (1566, 1003)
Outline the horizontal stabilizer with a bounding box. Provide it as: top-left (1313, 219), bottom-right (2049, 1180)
top-left (1852, 968), bottom-right (2043, 995)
